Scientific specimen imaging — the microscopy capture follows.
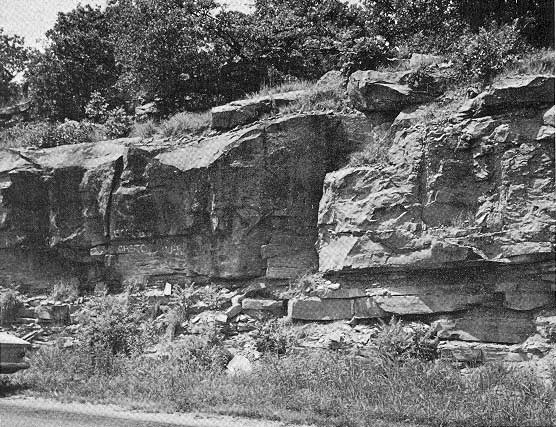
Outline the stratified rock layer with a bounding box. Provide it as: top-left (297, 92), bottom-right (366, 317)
top-left (302, 75), bottom-right (555, 344)
top-left (1, 73), bottom-right (554, 350)
top-left (319, 88), bottom-right (555, 272)
top-left (211, 91), bottom-right (305, 130)
top-left (1, 114), bottom-right (361, 290)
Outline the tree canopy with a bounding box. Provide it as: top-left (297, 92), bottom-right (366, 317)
top-left (1, 0), bottom-right (550, 121)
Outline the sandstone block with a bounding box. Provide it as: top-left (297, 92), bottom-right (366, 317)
top-left (211, 91), bottom-right (304, 130)
top-left (459, 75), bottom-right (554, 118)
top-left (288, 297), bottom-right (353, 321)
top-left (225, 304), bottom-right (242, 320)
top-left (433, 309), bottom-right (536, 344)
top-left (347, 69), bottom-right (441, 114)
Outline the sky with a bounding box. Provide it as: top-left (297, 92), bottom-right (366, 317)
top-left (0, 0), bottom-right (252, 47)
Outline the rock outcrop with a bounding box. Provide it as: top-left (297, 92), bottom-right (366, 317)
top-left (347, 69), bottom-right (445, 117)
top-left (289, 74), bottom-right (555, 347)
top-left (1, 71), bottom-right (554, 353)
top-left (1, 113), bottom-right (363, 290)
top-left (211, 91), bottom-right (304, 130)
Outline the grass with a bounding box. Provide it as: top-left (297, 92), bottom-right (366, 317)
top-left (4, 307), bottom-right (554, 427)
top-left (8, 344), bottom-right (555, 427)
top-left (277, 83), bottom-right (350, 115)
top-left (158, 111), bottom-right (211, 138)
top-left (246, 80), bottom-right (314, 100)
top-left (0, 120), bottom-right (105, 149)
top-left (499, 48), bottom-right (555, 79)
top-left (129, 119), bottom-right (158, 138)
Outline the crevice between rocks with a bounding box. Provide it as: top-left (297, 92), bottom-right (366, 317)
top-left (104, 156), bottom-right (124, 246)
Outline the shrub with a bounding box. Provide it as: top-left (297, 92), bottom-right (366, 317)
top-left (0, 288), bottom-right (21, 325)
top-left (452, 21), bottom-right (527, 83)
top-left (369, 317), bottom-right (438, 362)
top-left (130, 119), bottom-right (158, 138)
top-left (104, 107), bottom-right (132, 138)
top-left (170, 333), bottom-right (230, 372)
top-left (84, 91), bottom-right (110, 123)
top-left (48, 119), bottom-right (97, 147)
top-left (0, 120), bottom-right (103, 149)
top-left (255, 319), bottom-right (297, 355)
top-left (78, 297), bottom-right (145, 374)
top-left (338, 34), bottom-right (392, 75)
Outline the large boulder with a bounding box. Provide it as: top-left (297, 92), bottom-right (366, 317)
top-left (347, 70), bottom-right (441, 115)
top-left (211, 91), bottom-right (305, 130)
top-left (433, 308), bottom-right (537, 344)
top-left (459, 75), bottom-right (554, 118)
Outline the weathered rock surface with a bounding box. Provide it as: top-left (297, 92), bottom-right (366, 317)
top-left (439, 340), bottom-right (530, 363)
top-left (106, 114), bottom-right (359, 284)
top-left (316, 70), bottom-right (347, 91)
top-left (1, 71), bottom-right (554, 350)
top-left (459, 75), bottom-right (554, 118)
top-left (1, 113), bottom-right (363, 290)
top-left (310, 75), bottom-right (555, 341)
top-left (288, 262), bottom-right (554, 321)
top-left (347, 70), bottom-right (439, 114)
top-left (433, 308), bottom-right (537, 344)
top-left (319, 102), bottom-right (555, 273)
top-left (211, 91), bottom-right (304, 130)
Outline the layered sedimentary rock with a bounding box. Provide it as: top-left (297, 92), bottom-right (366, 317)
top-left (0, 141), bottom-right (126, 291)
top-left (1, 71), bottom-right (554, 351)
top-left (1, 114), bottom-right (363, 290)
top-left (293, 75), bottom-right (555, 345)
top-left (347, 69), bottom-right (445, 116)
top-left (211, 91), bottom-right (305, 130)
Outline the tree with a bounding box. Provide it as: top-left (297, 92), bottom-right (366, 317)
top-left (0, 28), bottom-right (29, 102)
top-left (26, 5), bottom-right (119, 120)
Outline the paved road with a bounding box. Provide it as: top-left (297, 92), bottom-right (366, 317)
top-left (0, 398), bottom-right (290, 427)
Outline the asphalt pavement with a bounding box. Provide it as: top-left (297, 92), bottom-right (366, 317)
top-left (0, 398), bottom-right (289, 427)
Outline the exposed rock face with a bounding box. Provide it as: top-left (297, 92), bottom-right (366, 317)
top-left (319, 89), bottom-right (555, 272)
top-left (0, 141), bottom-right (126, 292)
top-left (1, 72), bottom-right (554, 351)
top-left (211, 91), bottom-right (304, 130)
top-left (1, 114), bottom-right (361, 290)
top-left (304, 75), bottom-right (555, 345)
top-left (107, 114), bottom-right (357, 284)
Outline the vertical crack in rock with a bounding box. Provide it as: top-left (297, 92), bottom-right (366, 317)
top-left (104, 156), bottom-right (124, 244)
